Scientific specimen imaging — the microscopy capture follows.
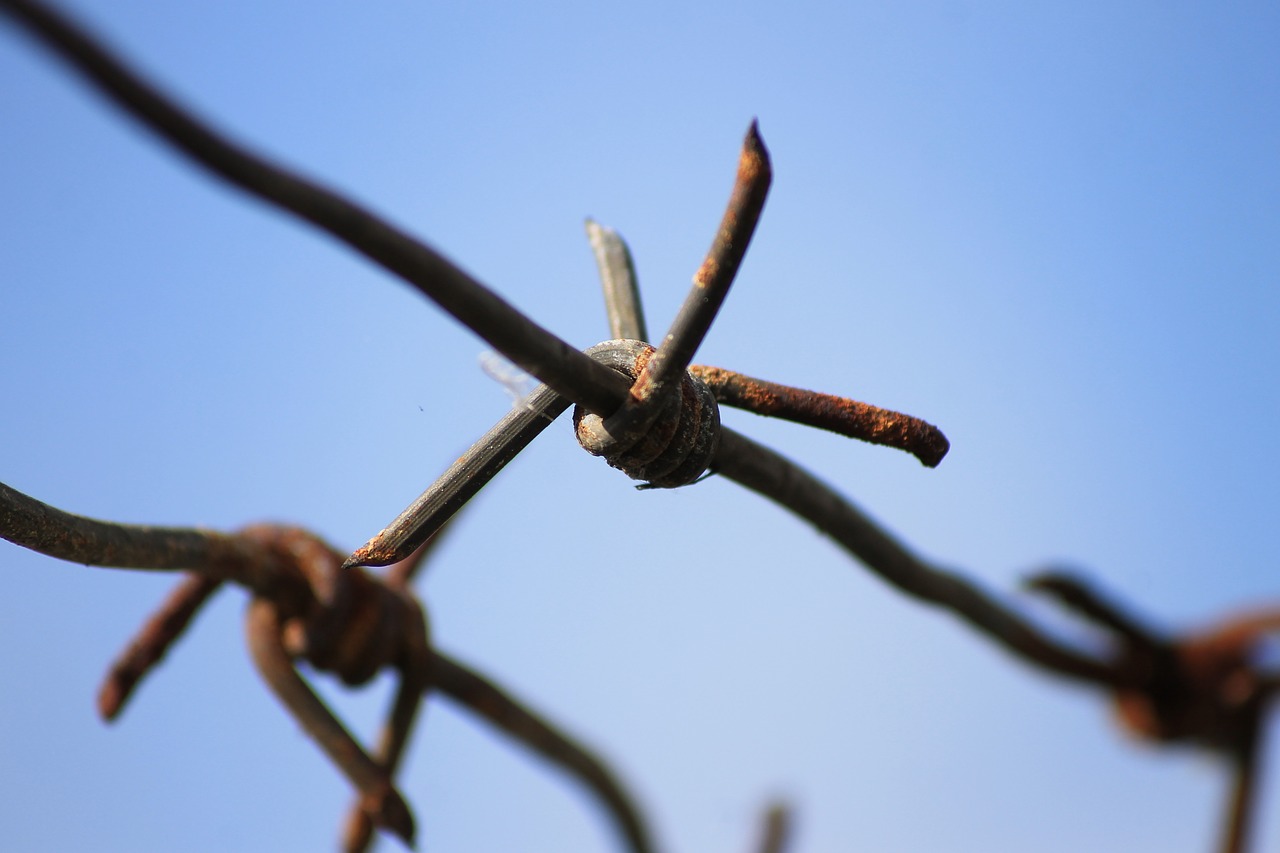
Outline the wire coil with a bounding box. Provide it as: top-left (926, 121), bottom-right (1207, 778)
top-left (573, 340), bottom-right (720, 488)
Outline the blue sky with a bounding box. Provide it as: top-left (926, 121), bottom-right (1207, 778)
top-left (2, 2), bottom-right (1278, 851)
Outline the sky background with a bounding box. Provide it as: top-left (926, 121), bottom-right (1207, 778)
top-left (2, 2), bottom-right (1278, 851)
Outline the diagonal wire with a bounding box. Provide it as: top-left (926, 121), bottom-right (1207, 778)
top-left (0, 0), bottom-right (627, 415)
top-left (0, 0), bottom-right (1124, 691)
top-left (432, 652), bottom-right (657, 853)
top-left (4, 4), bottom-right (1276, 850)
top-left (711, 430), bottom-right (1128, 688)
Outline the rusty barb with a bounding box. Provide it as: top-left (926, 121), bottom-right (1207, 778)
top-left (1026, 571), bottom-right (1280, 853)
top-left (4, 1), bottom-right (1280, 851)
top-left (346, 123), bottom-right (947, 568)
top-left (0, 481), bottom-right (657, 853)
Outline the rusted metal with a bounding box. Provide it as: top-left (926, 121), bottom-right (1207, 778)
top-left (7, 2), bottom-right (1280, 849)
top-left (98, 572), bottom-right (223, 720)
top-left (629, 120), bottom-right (771, 404)
top-left (1025, 572), bottom-right (1280, 853)
top-left (0, 476), bottom-right (662, 852)
top-left (574, 340), bottom-right (721, 488)
top-left (0, 480), bottom-right (241, 572)
top-left (598, 122), bottom-right (772, 451)
top-left (340, 594), bottom-right (431, 852)
top-left (690, 365), bottom-right (949, 467)
top-left (246, 595), bottom-right (417, 846)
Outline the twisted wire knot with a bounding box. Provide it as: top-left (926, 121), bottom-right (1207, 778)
top-left (573, 340), bottom-right (720, 488)
top-left (240, 525), bottom-right (424, 686)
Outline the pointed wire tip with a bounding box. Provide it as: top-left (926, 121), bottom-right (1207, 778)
top-left (744, 118), bottom-right (771, 170)
top-left (341, 545), bottom-right (387, 570)
top-left (342, 538), bottom-right (403, 569)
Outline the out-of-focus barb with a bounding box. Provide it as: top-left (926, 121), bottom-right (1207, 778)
top-left (0, 479), bottom-right (658, 853)
top-left (1026, 570), bottom-right (1280, 853)
top-left (13, 2), bottom-right (1260, 851)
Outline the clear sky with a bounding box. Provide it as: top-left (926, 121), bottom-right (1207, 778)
top-left (2, 2), bottom-right (1278, 852)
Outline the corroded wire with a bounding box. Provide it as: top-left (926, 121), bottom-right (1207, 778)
top-left (5, 4), bottom-right (1277, 852)
top-left (98, 572), bottom-right (223, 720)
top-left (690, 365), bottom-right (949, 467)
top-left (0, 477), bottom-right (663, 852)
top-left (573, 340), bottom-right (720, 488)
top-left (596, 123), bottom-right (771, 451)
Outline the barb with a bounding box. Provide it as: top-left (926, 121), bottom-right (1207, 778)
top-left (246, 596), bottom-right (417, 847)
top-left (691, 365), bottom-right (949, 467)
top-left (1, 478), bottom-right (661, 852)
top-left (1222, 730), bottom-right (1262, 853)
top-left (340, 629), bottom-right (430, 852)
top-left (599, 123), bottom-right (771, 449)
top-left (586, 218), bottom-right (649, 342)
top-left (1023, 571), bottom-right (1160, 649)
top-left (343, 544), bottom-right (436, 851)
top-left (1025, 574), bottom-right (1280, 853)
top-left (385, 523), bottom-right (454, 588)
top-left (630, 122), bottom-right (771, 404)
top-left (98, 572), bottom-right (223, 720)
top-left (344, 384), bottom-right (571, 569)
top-left (8, 3), bottom-right (1273, 850)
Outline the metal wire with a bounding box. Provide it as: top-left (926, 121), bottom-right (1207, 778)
top-left (2, 2), bottom-right (1279, 852)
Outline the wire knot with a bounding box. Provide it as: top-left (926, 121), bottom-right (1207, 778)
top-left (573, 340), bottom-right (720, 488)
top-left (241, 525), bottom-right (423, 686)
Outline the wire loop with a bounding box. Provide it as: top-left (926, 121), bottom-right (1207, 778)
top-left (239, 525), bottom-right (418, 687)
top-left (574, 340), bottom-right (720, 488)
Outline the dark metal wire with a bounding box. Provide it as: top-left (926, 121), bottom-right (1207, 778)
top-left (98, 572), bottom-right (223, 720)
top-left (0, 479), bottom-right (660, 853)
top-left (432, 652), bottom-right (657, 853)
top-left (613, 123), bottom-right (770, 419)
top-left (4, 2), bottom-right (1279, 851)
top-left (586, 218), bottom-right (649, 343)
top-left (710, 429), bottom-right (1126, 687)
top-left (344, 384), bottom-right (571, 568)
top-left (0, 0), bottom-right (625, 415)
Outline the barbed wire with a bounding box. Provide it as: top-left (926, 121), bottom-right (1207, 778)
top-left (1, 1), bottom-right (1277, 851)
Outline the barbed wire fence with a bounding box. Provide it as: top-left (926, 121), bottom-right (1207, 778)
top-left (1, 2), bottom-right (1277, 851)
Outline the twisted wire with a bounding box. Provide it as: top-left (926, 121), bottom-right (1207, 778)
top-left (573, 340), bottom-right (721, 489)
